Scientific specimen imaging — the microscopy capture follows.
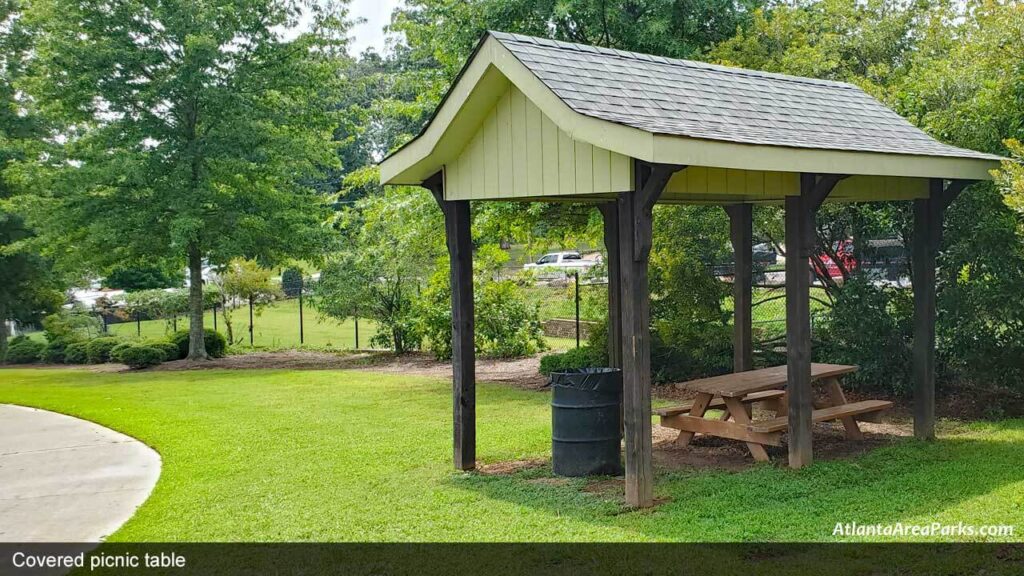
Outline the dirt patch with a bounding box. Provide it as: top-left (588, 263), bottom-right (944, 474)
top-left (476, 458), bottom-right (548, 475)
top-left (148, 350), bottom-right (549, 388)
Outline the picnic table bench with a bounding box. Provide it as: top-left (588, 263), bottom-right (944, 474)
top-left (656, 363), bottom-right (892, 462)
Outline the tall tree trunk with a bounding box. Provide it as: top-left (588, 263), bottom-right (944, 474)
top-left (187, 243), bottom-right (209, 361)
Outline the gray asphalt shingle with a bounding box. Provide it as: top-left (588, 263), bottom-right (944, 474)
top-left (491, 31), bottom-right (1000, 161)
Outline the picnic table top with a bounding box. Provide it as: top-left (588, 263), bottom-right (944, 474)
top-left (677, 363), bottom-right (858, 398)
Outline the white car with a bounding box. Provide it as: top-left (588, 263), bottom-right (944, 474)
top-left (523, 251), bottom-right (601, 271)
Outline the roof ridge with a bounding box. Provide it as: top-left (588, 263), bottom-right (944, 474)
top-left (488, 30), bottom-right (857, 91)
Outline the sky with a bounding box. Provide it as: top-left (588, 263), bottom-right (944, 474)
top-left (348, 0), bottom-right (405, 56)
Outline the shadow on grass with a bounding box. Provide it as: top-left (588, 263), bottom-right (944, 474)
top-left (452, 422), bottom-right (1024, 549)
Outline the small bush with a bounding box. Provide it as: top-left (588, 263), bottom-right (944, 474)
top-left (86, 337), bottom-right (123, 364)
top-left (41, 340), bottom-right (68, 364)
top-left (64, 342), bottom-right (89, 364)
top-left (146, 340), bottom-right (181, 362)
top-left (169, 328), bottom-right (227, 359)
top-left (4, 337), bottom-right (45, 364)
top-left (539, 346), bottom-right (602, 376)
top-left (117, 345), bottom-right (165, 369)
top-left (109, 342), bottom-right (135, 364)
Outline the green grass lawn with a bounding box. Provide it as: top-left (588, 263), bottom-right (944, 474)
top-left (104, 298), bottom-right (383, 350)
top-left (98, 298), bottom-right (577, 352)
top-left (1, 368), bottom-right (1022, 545)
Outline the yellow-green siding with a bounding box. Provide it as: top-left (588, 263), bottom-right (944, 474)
top-left (444, 85), bottom-right (632, 200)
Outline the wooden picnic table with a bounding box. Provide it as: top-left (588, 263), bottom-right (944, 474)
top-left (656, 363), bottom-right (892, 462)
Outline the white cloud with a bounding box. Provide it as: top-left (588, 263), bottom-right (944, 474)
top-left (348, 0), bottom-right (404, 56)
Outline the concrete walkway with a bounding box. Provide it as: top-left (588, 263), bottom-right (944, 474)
top-left (0, 405), bottom-right (160, 542)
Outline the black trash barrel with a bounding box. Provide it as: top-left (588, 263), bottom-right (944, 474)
top-left (550, 367), bottom-right (623, 476)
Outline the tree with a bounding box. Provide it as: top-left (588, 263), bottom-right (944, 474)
top-left (21, 0), bottom-right (348, 360)
top-left (0, 0), bottom-right (64, 361)
top-left (219, 259), bottom-right (283, 345)
top-left (311, 187), bottom-right (443, 353)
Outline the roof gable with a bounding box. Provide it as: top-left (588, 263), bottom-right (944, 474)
top-left (379, 32), bottom-right (1000, 187)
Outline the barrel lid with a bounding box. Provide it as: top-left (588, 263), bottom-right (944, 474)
top-left (549, 367), bottom-right (622, 391)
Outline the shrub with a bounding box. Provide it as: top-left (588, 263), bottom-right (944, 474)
top-left (419, 248), bottom-right (545, 360)
top-left (41, 340), bottom-right (68, 364)
top-left (64, 342), bottom-right (90, 364)
top-left (109, 342), bottom-right (135, 364)
top-left (539, 346), bottom-right (603, 376)
top-left (4, 337), bottom-right (44, 364)
top-left (42, 308), bottom-right (102, 343)
top-left (817, 276), bottom-right (913, 395)
top-left (86, 337), bottom-right (122, 364)
top-left (169, 328), bottom-right (227, 359)
top-left (145, 340), bottom-right (181, 362)
top-left (117, 345), bottom-right (165, 369)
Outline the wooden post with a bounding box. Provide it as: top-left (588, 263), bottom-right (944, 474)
top-left (726, 204), bottom-right (753, 372)
top-left (599, 203), bottom-right (622, 370)
top-left (912, 178), bottom-right (970, 440)
top-left (427, 172), bottom-right (476, 471)
top-left (786, 173), bottom-right (844, 469)
top-left (619, 161), bottom-right (682, 507)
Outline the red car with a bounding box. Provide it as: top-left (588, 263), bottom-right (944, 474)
top-left (813, 239), bottom-right (857, 280)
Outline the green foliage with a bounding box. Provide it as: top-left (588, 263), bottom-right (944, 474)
top-left (40, 339), bottom-right (67, 364)
top-left (85, 336), bottom-right (122, 364)
top-left (109, 341), bottom-right (134, 364)
top-left (937, 185), bottom-right (1024, 392)
top-left (312, 188), bottom-right (443, 354)
top-left (539, 346), bottom-right (603, 376)
top-left (221, 260), bottom-right (284, 304)
top-left (19, 0), bottom-right (346, 358)
top-left (116, 344), bottom-right (165, 369)
top-left (281, 268), bottom-right (304, 298)
top-left (418, 246), bottom-right (545, 360)
top-left (170, 329), bottom-right (226, 360)
top-left (63, 341), bottom-right (89, 364)
top-left (148, 341), bottom-right (183, 363)
top-left (817, 277), bottom-right (913, 395)
top-left (3, 335), bottom-right (43, 364)
top-left (42, 308), bottom-right (102, 343)
top-left (104, 264), bottom-right (184, 291)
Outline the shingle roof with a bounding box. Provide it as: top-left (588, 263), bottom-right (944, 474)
top-left (490, 31), bottom-right (1001, 161)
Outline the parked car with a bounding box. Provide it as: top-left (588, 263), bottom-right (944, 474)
top-left (752, 242), bottom-right (778, 266)
top-left (523, 251), bottom-right (601, 271)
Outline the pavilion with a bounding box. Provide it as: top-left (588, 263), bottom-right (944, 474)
top-left (378, 31), bottom-right (1002, 508)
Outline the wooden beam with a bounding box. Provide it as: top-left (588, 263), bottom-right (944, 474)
top-left (632, 162), bottom-right (685, 262)
top-left (426, 172), bottom-right (476, 470)
top-left (785, 173), bottom-right (842, 468)
top-left (617, 160), bottom-right (682, 508)
top-left (912, 179), bottom-right (943, 440)
top-left (725, 204), bottom-right (753, 372)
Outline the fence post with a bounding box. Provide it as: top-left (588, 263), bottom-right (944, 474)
top-left (298, 277), bottom-right (305, 346)
top-left (248, 296), bottom-right (254, 346)
top-left (213, 303), bottom-right (218, 332)
top-left (354, 316), bottom-right (360, 350)
top-left (574, 271), bottom-right (581, 348)
top-left (136, 312), bottom-right (141, 337)
top-left (101, 313), bottom-right (108, 334)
